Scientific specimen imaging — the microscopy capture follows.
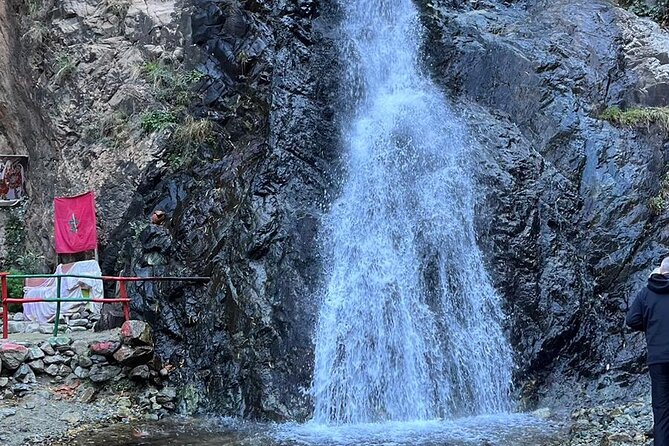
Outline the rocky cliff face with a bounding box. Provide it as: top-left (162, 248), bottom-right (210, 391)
top-left (421, 0), bottom-right (669, 409)
top-left (2, 0), bottom-right (669, 421)
top-left (1, 0), bottom-right (341, 420)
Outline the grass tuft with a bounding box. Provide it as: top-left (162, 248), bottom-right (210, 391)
top-left (173, 117), bottom-right (215, 146)
top-left (22, 22), bottom-right (49, 44)
top-left (600, 106), bottom-right (669, 132)
top-left (139, 62), bottom-right (204, 107)
top-left (650, 172), bottom-right (669, 215)
top-left (53, 54), bottom-right (76, 83)
top-left (141, 61), bottom-right (173, 89)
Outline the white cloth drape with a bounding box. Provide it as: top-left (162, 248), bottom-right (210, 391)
top-left (23, 260), bottom-right (103, 323)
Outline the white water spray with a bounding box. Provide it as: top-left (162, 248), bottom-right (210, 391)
top-left (311, 0), bottom-right (513, 424)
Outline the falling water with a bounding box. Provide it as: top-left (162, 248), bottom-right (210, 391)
top-left (311, 0), bottom-right (513, 425)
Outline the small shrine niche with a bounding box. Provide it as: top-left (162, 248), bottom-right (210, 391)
top-left (0, 154), bottom-right (28, 207)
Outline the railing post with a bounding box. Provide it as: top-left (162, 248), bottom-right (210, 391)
top-left (119, 280), bottom-right (130, 321)
top-left (53, 275), bottom-right (62, 337)
top-left (1, 272), bottom-right (8, 339)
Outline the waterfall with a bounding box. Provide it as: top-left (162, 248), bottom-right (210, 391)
top-left (310, 0), bottom-right (513, 425)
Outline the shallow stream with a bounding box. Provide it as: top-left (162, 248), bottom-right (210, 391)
top-left (62, 414), bottom-right (565, 446)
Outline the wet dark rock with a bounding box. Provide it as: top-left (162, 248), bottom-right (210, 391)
top-left (129, 365), bottom-right (150, 380)
top-left (97, 0), bottom-right (341, 421)
top-left (418, 0), bottom-right (669, 409)
top-left (113, 345), bottom-right (154, 367)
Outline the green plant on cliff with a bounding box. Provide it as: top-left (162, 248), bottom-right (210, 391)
top-left (600, 106), bottom-right (669, 132)
top-left (82, 111), bottom-right (130, 147)
top-left (140, 110), bottom-right (177, 133)
top-left (26, 0), bottom-right (45, 18)
top-left (650, 173), bottom-right (669, 215)
top-left (53, 54), bottom-right (76, 83)
top-left (619, 0), bottom-right (669, 25)
top-left (105, 0), bottom-right (131, 18)
top-left (22, 21), bottom-right (49, 45)
top-left (140, 62), bottom-right (205, 107)
top-left (5, 205), bottom-right (27, 269)
top-left (173, 117), bottom-right (215, 146)
top-left (142, 61), bottom-right (174, 89)
top-left (14, 252), bottom-right (44, 273)
top-left (167, 117), bottom-right (216, 169)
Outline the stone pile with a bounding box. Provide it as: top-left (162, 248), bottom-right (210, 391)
top-left (0, 310), bottom-right (100, 335)
top-left (0, 320), bottom-right (176, 418)
top-left (567, 399), bottom-right (653, 446)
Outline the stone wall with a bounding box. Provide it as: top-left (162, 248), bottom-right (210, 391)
top-left (0, 321), bottom-right (176, 416)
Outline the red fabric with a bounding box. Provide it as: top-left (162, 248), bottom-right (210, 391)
top-left (54, 192), bottom-right (98, 254)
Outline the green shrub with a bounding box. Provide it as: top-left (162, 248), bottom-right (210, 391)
top-left (14, 252), bottom-right (44, 272)
top-left (140, 110), bottom-right (176, 133)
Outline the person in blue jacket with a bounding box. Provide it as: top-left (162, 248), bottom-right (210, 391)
top-left (627, 257), bottom-right (669, 446)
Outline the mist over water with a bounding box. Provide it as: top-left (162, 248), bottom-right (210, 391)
top-left (311, 0), bottom-right (514, 424)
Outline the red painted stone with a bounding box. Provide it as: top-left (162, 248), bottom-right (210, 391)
top-left (0, 342), bottom-right (28, 370)
top-left (89, 341), bottom-right (120, 357)
top-left (0, 343), bottom-right (27, 353)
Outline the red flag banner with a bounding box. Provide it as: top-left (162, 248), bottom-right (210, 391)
top-left (54, 191), bottom-right (97, 254)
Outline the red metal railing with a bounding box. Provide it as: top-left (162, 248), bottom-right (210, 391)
top-left (0, 273), bottom-right (210, 339)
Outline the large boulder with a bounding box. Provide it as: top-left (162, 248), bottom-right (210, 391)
top-left (120, 320), bottom-right (153, 346)
top-left (112, 345), bottom-right (154, 367)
